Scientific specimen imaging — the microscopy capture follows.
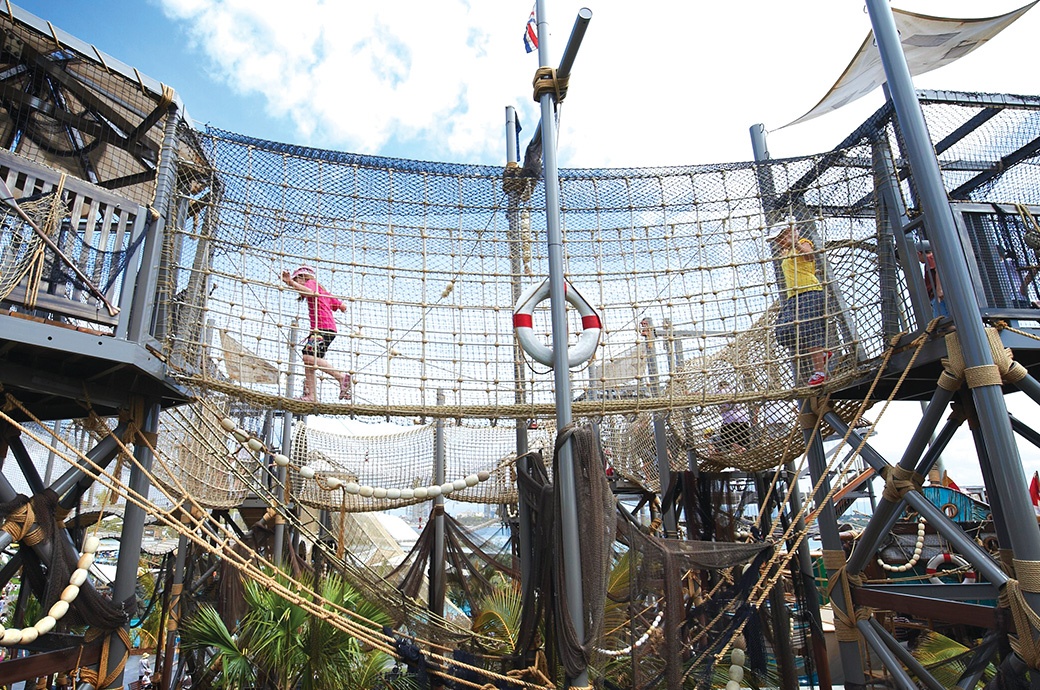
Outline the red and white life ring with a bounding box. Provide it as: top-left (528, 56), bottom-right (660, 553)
top-left (925, 552), bottom-right (976, 584)
top-left (513, 278), bottom-right (601, 368)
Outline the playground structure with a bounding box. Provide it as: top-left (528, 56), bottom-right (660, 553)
top-left (2, 1), bottom-right (1040, 689)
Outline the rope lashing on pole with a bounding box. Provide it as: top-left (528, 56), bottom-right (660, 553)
top-left (879, 465), bottom-right (926, 504)
top-left (823, 549), bottom-right (871, 644)
top-left (531, 66), bottom-right (568, 103)
top-left (1004, 558), bottom-right (1040, 670)
top-left (939, 326), bottom-right (1027, 391)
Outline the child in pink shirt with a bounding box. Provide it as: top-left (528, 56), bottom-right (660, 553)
top-left (281, 266), bottom-right (353, 402)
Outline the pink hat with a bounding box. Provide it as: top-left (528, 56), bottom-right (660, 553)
top-left (291, 266), bottom-right (315, 280)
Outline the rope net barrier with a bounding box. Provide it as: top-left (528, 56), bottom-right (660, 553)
top-left (158, 130), bottom-right (894, 479)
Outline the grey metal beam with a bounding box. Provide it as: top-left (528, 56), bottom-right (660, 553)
top-left (430, 389), bottom-right (446, 619)
top-left (844, 387), bottom-right (956, 576)
top-left (532, 3), bottom-right (592, 686)
top-left (865, 618), bottom-right (945, 690)
top-left (802, 405), bottom-right (866, 688)
top-left (867, 0), bottom-right (1039, 624)
top-left (833, 415), bottom-right (1007, 587)
top-left (104, 399), bottom-right (160, 689)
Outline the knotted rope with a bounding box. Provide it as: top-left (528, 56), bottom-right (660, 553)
top-left (940, 326), bottom-right (1026, 391)
top-left (531, 66), bottom-right (568, 102)
top-left (1004, 558), bottom-right (1040, 670)
top-left (823, 549), bottom-right (871, 643)
top-left (879, 465), bottom-right (925, 504)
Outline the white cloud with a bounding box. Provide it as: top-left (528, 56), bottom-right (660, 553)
top-left (157, 0), bottom-right (1040, 167)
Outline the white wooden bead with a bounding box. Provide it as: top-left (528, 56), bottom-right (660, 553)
top-left (452, 478), bottom-right (468, 491)
top-left (440, 482), bottom-right (455, 495)
top-left (729, 664), bottom-right (744, 682)
top-left (220, 417), bottom-right (237, 431)
top-left (400, 489), bottom-right (414, 499)
top-left (1, 629), bottom-right (21, 645)
top-left (344, 482), bottom-right (360, 494)
top-left (273, 454), bottom-right (290, 466)
top-left (60, 585), bottom-right (80, 603)
top-left (233, 429), bottom-right (249, 443)
top-left (731, 648), bottom-right (745, 666)
top-left (387, 488), bottom-right (401, 499)
top-left (413, 487), bottom-right (428, 499)
top-left (48, 600), bottom-right (70, 620)
top-left (464, 474), bottom-right (479, 487)
top-left (77, 553), bottom-right (94, 570)
top-left (358, 485), bottom-right (375, 498)
top-left (325, 477), bottom-right (342, 489)
top-left (299, 466), bottom-right (315, 479)
top-left (19, 627), bottom-right (38, 644)
top-left (34, 617), bottom-right (56, 635)
top-left (372, 487), bottom-right (387, 499)
top-left (247, 438), bottom-right (264, 452)
top-left (82, 536), bottom-right (100, 554)
top-left (69, 568), bottom-right (88, 587)
top-left (726, 681), bottom-right (740, 690)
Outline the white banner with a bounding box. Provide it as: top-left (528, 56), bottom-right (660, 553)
top-left (782, 2), bottom-right (1036, 128)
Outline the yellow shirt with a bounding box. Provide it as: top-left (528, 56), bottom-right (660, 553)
top-left (780, 239), bottom-right (823, 299)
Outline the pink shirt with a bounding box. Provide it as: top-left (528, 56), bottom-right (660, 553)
top-left (300, 278), bottom-right (343, 332)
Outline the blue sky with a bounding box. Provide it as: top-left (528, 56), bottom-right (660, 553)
top-left (17, 0), bottom-right (1040, 486)
top-left (16, 0), bottom-right (1040, 168)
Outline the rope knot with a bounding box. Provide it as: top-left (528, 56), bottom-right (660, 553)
top-left (879, 465), bottom-right (924, 503)
top-left (531, 66), bottom-right (568, 102)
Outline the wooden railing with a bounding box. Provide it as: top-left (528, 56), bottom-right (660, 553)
top-left (0, 149), bottom-right (149, 335)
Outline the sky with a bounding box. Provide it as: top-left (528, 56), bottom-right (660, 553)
top-left (15, 0), bottom-right (1040, 488)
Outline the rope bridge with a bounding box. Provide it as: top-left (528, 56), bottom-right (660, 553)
top-left (159, 129), bottom-right (895, 478)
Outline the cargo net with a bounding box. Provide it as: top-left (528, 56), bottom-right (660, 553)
top-left (160, 129), bottom-right (896, 474)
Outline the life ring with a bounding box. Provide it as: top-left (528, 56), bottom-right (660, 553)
top-left (925, 552), bottom-right (976, 584)
top-left (513, 278), bottom-right (601, 367)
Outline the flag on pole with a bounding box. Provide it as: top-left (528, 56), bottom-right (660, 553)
top-left (1030, 471), bottom-right (1040, 516)
top-left (941, 470), bottom-right (961, 492)
top-left (523, 6), bottom-right (538, 53)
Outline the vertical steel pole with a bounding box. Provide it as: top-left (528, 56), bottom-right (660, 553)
top-left (430, 389), bottom-right (446, 619)
top-left (534, 2), bottom-right (590, 685)
top-left (506, 104), bottom-right (534, 598)
top-left (128, 103), bottom-right (180, 342)
top-left (160, 531), bottom-right (189, 690)
top-left (866, 0), bottom-right (1040, 626)
top-left (106, 399), bottom-right (161, 689)
top-left (750, 123), bottom-right (832, 689)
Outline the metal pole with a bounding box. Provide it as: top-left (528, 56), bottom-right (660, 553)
top-left (534, 3), bottom-right (591, 686)
top-left (506, 104), bottom-right (534, 613)
top-left (844, 385), bottom-right (957, 576)
top-left (128, 102), bottom-right (180, 342)
top-left (160, 531), bottom-right (189, 690)
top-left (430, 389), bottom-right (446, 619)
top-left (274, 322), bottom-right (302, 564)
top-left (830, 414), bottom-right (1008, 587)
top-left (754, 473), bottom-right (799, 690)
top-left (866, 0), bottom-right (1040, 627)
top-left (105, 399), bottom-right (161, 689)
top-left (43, 420), bottom-right (61, 486)
top-left (652, 414), bottom-right (677, 537)
top-left (802, 405), bottom-right (866, 688)
top-left (749, 123), bottom-right (831, 688)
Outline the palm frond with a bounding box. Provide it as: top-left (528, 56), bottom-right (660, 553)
top-left (471, 582), bottom-right (522, 652)
top-left (180, 605), bottom-right (256, 690)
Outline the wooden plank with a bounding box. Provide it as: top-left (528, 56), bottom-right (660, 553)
top-left (853, 587), bottom-right (998, 628)
top-left (0, 639), bottom-right (102, 685)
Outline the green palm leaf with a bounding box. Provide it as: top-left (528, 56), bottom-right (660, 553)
top-left (471, 580), bottom-right (522, 652)
top-left (180, 605), bottom-right (256, 690)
